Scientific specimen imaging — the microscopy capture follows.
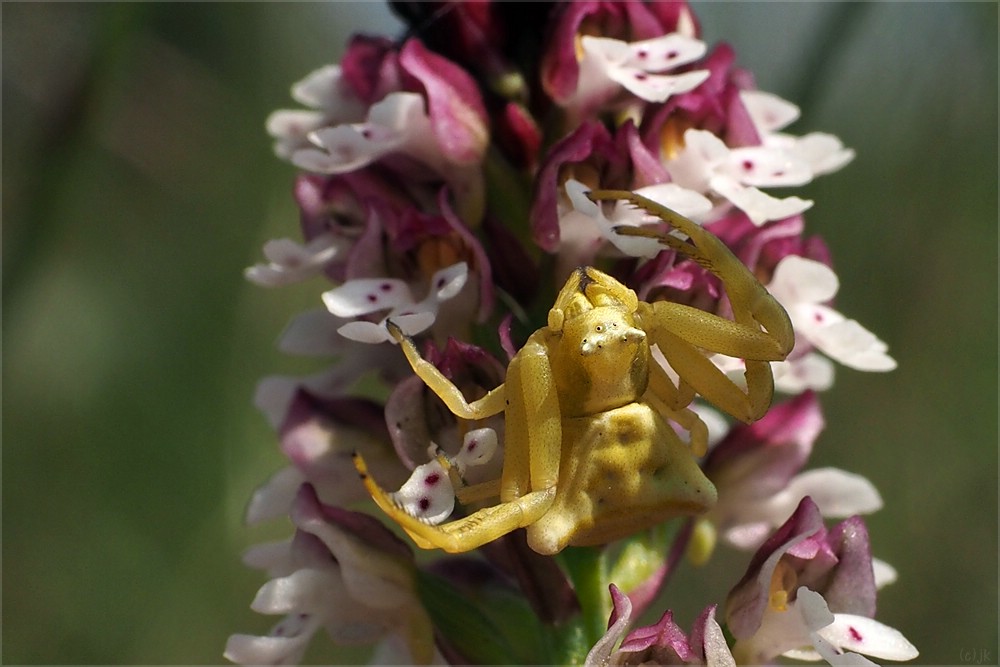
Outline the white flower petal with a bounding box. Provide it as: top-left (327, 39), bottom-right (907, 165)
top-left (613, 68), bottom-right (710, 103)
top-left (224, 629), bottom-right (313, 666)
top-left (288, 64), bottom-right (366, 121)
top-left (564, 179), bottom-right (666, 259)
top-left (741, 592), bottom-right (815, 661)
top-left (710, 175), bottom-right (813, 225)
top-left (782, 468), bottom-right (883, 517)
top-left (608, 228), bottom-right (669, 259)
top-left (790, 639), bottom-right (875, 666)
top-left (810, 319), bottom-right (897, 372)
top-left (740, 90), bottom-right (801, 133)
top-left (819, 614), bottom-right (919, 661)
top-left (252, 569), bottom-right (335, 614)
top-left (245, 235), bottom-right (342, 287)
top-left (565, 179), bottom-right (601, 217)
top-left (349, 121), bottom-right (399, 145)
top-left (703, 609), bottom-right (737, 667)
top-left (625, 33), bottom-right (708, 71)
top-left (773, 354), bottom-right (837, 393)
top-left (667, 129), bottom-right (731, 191)
top-left (799, 305), bottom-right (844, 329)
top-left (580, 34), bottom-right (709, 104)
top-left (769, 256), bottom-right (840, 306)
top-left (369, 92), bottom-right (446, 172)
top-left (262, 238), bottom-right (312, 265)
top-left (454, 427), bottom-right (498, 471)
top-left (287, 146), bottom-right (348, 173)
top-left (768, 255), bottom-right (896, 371)
top-left (725, 146), bottom-right (813, 187)
top-left (297, 125), bottom-right (393, 174)
top-left (391, 460), bottom-right (456, 525)
top-left (322, 279), bottom-right (413, 317)
top-left (768, 256), bottom-right (897, 375)
top-left (724, 522), bottom-right (774, 550)
top-left (336, 320), bottom-right (395, 344)
top-left (299, 521), bottom-right (413, 611)
top-left (632, 183), bottom-right (714, 220)
top-left (388, 311), bottom-right (437, 336)
top-left (290, 64), bottom-right (343, 107)
top-left (367, 92), bottom-right (427, 131)
top-left (791, 132), bottom-right (856, 176)
top-left (429, 262), bottom-right (468, 301)
top-left (246, 466), bottom-right (306, 525)
top-left (871, 558), bottom-right (898, 589)
top-left (266, 109), bottom-right (326, 148)
top-left (796, 587), bottom-right (837, 632)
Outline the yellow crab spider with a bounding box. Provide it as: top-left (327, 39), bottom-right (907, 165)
top-left (353, 190), bottom-right (794, 556)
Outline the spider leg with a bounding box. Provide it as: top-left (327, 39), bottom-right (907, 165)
top-left (353, 452), bottom-right (556, 553)
top-left (644, 356), bottom-right (709, 456)
top-left (361, 326), bottom-right (563, 554)
top-left (387, 320), bottom-right (508, 420)
top-left (587, 190), bottom-right (794, 423)
top-left (646, 321), bottom-right (774, 423)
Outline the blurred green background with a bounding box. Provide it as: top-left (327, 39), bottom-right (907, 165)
top-left (3, 3), bottom-right (996, 664)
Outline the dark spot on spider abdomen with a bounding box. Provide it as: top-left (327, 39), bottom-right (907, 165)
top-left (614, 422), bottom-right (639, 445)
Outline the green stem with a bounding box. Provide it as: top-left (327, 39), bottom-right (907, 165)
top-left (482, 146), bottom-right (534, 240)
top-left (559, 546), bottom-right (611, 653)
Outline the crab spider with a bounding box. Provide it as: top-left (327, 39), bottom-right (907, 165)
top-left (353, 190), bottom-right (794, 556)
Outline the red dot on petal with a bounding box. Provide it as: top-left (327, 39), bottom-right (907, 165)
top-left (361, 129), bottom-right (372, 139)
top-left (667, 50), bottom-right (679, 59)
top-left (849, 626), bottom-right (863, 642)
top-left (418, 497), bottom-right (431, 511)
top-left (466, 440), bottom-right (477, 452)
top-left (380, 283), bottom-right (393, 292)
top-left (742, 160), bottom-right (754, 171)
top-left (814, 312), bottom-right (824, 322)
top-left (367, 294), bottom-right (378, 303)
top-left (635, 72), bottom-right (648, 81)
top-left (424, 473), bottom-right (440, 486)
top-left (637, 49), bottom-right (648, 59)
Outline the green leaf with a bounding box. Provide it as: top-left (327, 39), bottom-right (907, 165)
top-left (415, 568), bottom-right (541, 664)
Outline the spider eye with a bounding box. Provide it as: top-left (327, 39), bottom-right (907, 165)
top-left (595, 325), bottom-right (604, 333)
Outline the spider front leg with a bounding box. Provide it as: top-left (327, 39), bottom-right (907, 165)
top-left (353, 325), bottom-right (562, 553)
top-left (645, 357), bottom-right (709, 457)
top-left (355, 452), bottom-right (556, 553)
top-left (588, 190), bottom-right (794, 423)
top-left (388, 320), bottom-right (508, 420)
